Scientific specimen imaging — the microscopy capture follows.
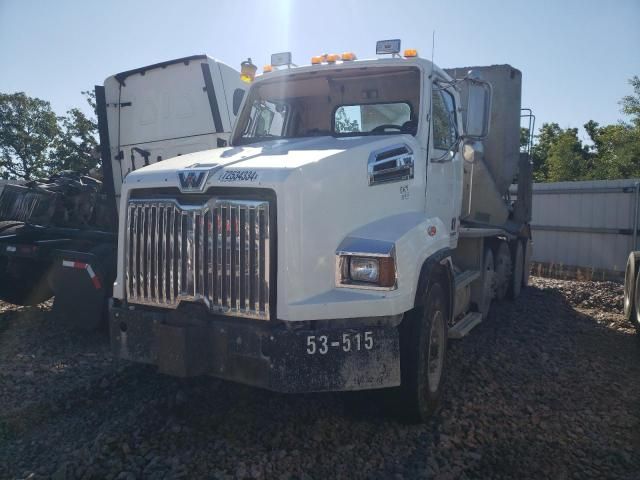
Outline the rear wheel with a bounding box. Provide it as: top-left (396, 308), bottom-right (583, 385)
top-left (479, 248), bottom-right (495, 319)
top-left (0, 220), bottom-right (53, 305)
top-left (396, 281), bottom-right (448, 422)
top-left (0, 257), bottom-right (53, 305)
top-left (494, 242), bottom-right (512, 301)
top-left (624, 252), bottom-right (640, 322)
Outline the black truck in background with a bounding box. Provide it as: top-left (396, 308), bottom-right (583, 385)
top-left (0, 55), bottom-right (246, 328)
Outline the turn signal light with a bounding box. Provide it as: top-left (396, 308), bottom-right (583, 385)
top-left (263, 65), bottom-right (273, 73)
top-left (403, 49), bottom-right (418, 58)
top-left (311, 55), bottom-right (323, 65)
top-left (341, 52), bottom-right (356, 61)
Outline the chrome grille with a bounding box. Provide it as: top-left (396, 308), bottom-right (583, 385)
top-left (125, 197), bottom-right (271, 319)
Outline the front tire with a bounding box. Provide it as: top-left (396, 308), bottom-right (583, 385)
top-left (633, 269), bottom-right (640, 335)
top-left (397, 281), bottom-right (448, 422)
top-left (624, 252), bottom-right (640, 322)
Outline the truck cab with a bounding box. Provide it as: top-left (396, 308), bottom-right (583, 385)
top-left (110, 42), bottom-right (533, 421)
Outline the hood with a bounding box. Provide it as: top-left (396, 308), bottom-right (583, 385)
top-left (123, 135), bottom-right (412, 189)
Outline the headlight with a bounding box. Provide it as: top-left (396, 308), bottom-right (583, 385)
top-left (335, 238), bottom-right (397, 290)
top-left (350, 257), bottom-right (380, 283)
top-left (336, 254), bottom-right (396, 290)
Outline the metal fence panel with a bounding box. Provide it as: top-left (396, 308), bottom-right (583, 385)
top-left (525, 179), bottom-right (639, 277)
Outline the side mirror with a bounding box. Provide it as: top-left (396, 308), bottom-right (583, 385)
top-left (463, 78), bottom-right (492, 140)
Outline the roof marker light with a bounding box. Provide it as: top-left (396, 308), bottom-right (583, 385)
top-left (311, 55), bottom-right (323, 65)
top-left (404, 49), bottom-right (418, 58)
top-left (263, 65), bottom-right (273, 73)
top-left (341, 52), bottom-right (356, 61)
top-left (326, 53), bottom-right (339, 63)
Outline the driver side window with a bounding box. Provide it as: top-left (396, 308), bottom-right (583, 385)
top-left (432, 89), bottom-right (457, 149)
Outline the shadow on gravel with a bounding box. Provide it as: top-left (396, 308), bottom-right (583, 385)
top-left (1, 281), bottom-right (640, 479)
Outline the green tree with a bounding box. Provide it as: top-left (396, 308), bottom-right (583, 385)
top-left (0, 91), bottom-right (100, 180)
top-left (530, 123), bottom-right (562, 181)
top-left (52, 98), bottom-right (99, 174)
top-left (581, 78), bottom-right (640, 180)
top-left (51, 90), bottom-right (99, 175)
top-left (0, 92), bottom-right (60, 180)
top-left (620, 75), bottom-right (640, 127)
top-left (585, 121), bottom-right (640, 179)
top-left (546, 128), bottom-right (589, 181)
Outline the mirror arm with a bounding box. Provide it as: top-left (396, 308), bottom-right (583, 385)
top-left (430, 138), bottom-right (461, 163)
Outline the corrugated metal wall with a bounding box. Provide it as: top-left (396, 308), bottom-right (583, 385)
top-left (528, 179), bottom-right (640, 277)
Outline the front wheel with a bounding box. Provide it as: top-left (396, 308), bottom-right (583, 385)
top-left (396, 281), bottom-right (448, 422)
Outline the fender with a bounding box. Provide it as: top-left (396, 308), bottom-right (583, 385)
top-left (414, 248), bottom-right (454, 323)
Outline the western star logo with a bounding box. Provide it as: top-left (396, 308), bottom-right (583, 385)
top-left (178, 170), bottom-right (209, 191)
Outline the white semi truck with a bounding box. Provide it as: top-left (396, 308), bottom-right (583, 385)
top-left (109, 41), bottom-right (534, 421)
top-left (0, 55), bottom-right (247, 328)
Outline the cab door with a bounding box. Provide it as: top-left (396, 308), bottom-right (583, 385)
top-left (425, 83), bottom-right (462, 246)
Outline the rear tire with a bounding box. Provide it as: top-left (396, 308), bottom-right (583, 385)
top-left (0, 220), bottom-right (25, 233)
top-left (0, 221), bottom-right (53, 305)
top-left (494, 242), bottom-right (512, 301)
top-left (0, 257), bottom-right (53, 305)
top-left (624, 251), bottom-right (640, 322)
top-left (396, 281), bottom-right (448, 423)
top-left (479, 248), bottom-right (495, 319)
top-left (508, 240), bottom-right (525, 300)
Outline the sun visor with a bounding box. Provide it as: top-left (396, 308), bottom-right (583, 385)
top-left (259, 77), bottom-right (330, 99)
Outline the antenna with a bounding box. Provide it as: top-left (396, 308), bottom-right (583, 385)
top-left (430, 30), bottom-right (435, 78)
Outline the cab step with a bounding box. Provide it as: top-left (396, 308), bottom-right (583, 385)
top-left (448, 312), bottom-right (482, 339)
top-left (454, 269), bottom-right (480, 291)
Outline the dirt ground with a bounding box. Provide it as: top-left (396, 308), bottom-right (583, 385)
top-left (0, 277), bottom-right (638, 480)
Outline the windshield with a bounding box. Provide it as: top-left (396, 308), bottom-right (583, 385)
top-left (234, 66), bottom-right (420, 145)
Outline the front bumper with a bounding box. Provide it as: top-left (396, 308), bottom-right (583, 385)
top-left (110, 305), bottom-right (401, 393)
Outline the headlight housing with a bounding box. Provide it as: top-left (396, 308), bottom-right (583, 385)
top-left (336, 238), bottom-right (397, 290)
top-left (338, 254), bottom-right (396, 289)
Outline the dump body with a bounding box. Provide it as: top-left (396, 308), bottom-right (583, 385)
top-left (445, 65), bottom-right (523, 227)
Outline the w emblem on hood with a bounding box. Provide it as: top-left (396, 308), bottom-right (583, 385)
top-left (178, 169), bottom-right (210, 192)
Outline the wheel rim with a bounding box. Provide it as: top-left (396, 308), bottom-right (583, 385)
top-left (427, 310), bottom-right (445, 393)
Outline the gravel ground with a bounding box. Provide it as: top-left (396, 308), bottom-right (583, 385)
top-left (0, 277), bottom-right (638, 480)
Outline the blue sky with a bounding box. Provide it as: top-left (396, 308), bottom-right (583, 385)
top-left (1, 0), bottom-right (638, 142)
